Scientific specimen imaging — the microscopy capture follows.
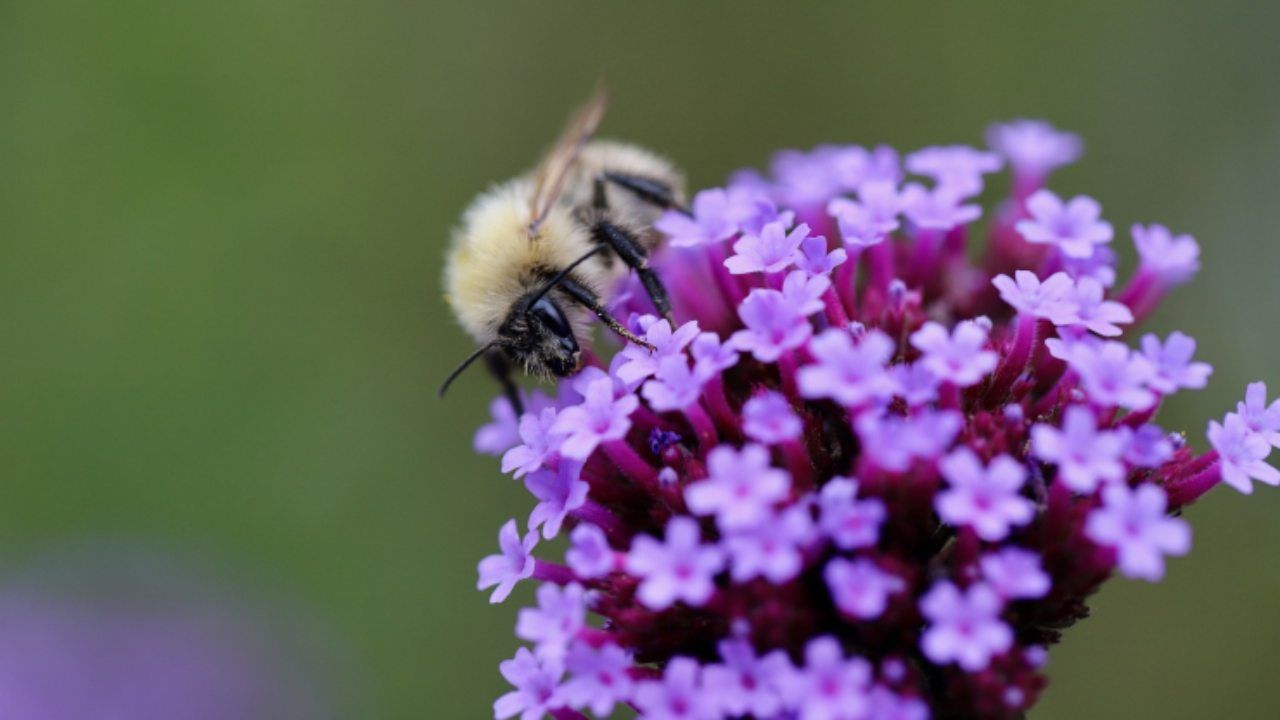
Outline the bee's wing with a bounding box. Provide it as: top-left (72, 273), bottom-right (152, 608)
top-left (526, 85), bottom-right (609, 240)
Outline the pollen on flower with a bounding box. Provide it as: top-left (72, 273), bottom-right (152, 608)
top-left (470, 120), bottom-right (1276, 720)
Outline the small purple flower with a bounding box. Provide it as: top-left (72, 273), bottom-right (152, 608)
top-left (516, 583), bottom-right (587, 662)
top-left (1086, 483), bottom-right (1191, 581)
top-left (1236, 382), bottom-right (1280, 447)
top-left (1140, 332), bottom-right (1212, 394)
top-left (858, 145), bottom-right (903, 185)
top-left (565, 524), bottom-right (616, 579)
top-left (830, 144), bottom-right (903, 190)
top-left (1060, 277), bottom-right (1134, 337)
top-left (1061, 340), bottom-right (1157, 410)
top-left (920, 581), bottom-right (1013, 671)
top-left (625, 517), bottom-right (726, 610)
top-left (642, 356), bottom-right (707, 412)
top-left (1061, 245), bottom-right (1118, 288)
top-left (703, 638), bottom-right (792, 718)
top-left (729, 289), bottom-right (813, 362)
top-left (478, 519), bottom-right (538, 604)
top-left (856, 409), bottom-right (963, 473)
top-left (798, 328), bottom-right (896, 407)
top-left (910, 320), bottom-right (998, 388)
top-left (615, 318), bottom-right (701, 385)
top-left (475, 396), bottom-right (521, 456)
top-left (1015, 190), bottom-right (1113, 258)
top-left (726, 183), bottom-right (795, 236)
top-left (689, 331), bottom-right (740, 379)
top-left (827, 181), bottom-right (902, 247)
top-left (686, 444), bottom-right (791, 531)
top-left (551, 377), bottom-right (638, 461)
top-left (724, 220), bottom-right (809, 275)
top-left (986, 119), bottom-right (1082, 179)
top-left (901, 182), bottom-right (982, 231)
top-left (1208, 412), bottom-right (1280, 494)
top-left (724, 504), bottom-right (816, 584)
top-left (905, 145), bottom-right (1003, 196)
top-left (494, 647), bottom-right (564, 720)
top-left (779, 636), bottom-right (873, 720)
top-left (633, 657), bottom-right (719, 720)
top-left (655, 188), bottom-right (738, 248)
top-left (1132, 223), bottom-right (1200, 285)
top-left (562, 641), bottom-right (635, 717)
top-left (824, 557), bottom-right (906, 620)
top-left (1031, 406), bottom-right (1127, 493)
top-left (742, 390), bottom-right (803, 444)
top-left (568, 364), bottom-right (619, 399)
top-left (502, 407), bottom-right (563, 479)
top-left (772, 147), bottom-right (846, 210)
top-left (890, 361), bottom-right (942, 407)
top-left (980, 548), bottom-right (1051, 600)
top-left (868, 686), bottom-right (932, 720)
top-left (817, 477), bottom-right (887, 550)
top-left (525, 460), bottom-right (589, 539)
top-left (1123, 424), bottom-right (1175, 469)
top-left (991, 270), bottom-right (1075, 322)
top-left (781, 268), bottom-right (830, 317)
top-left (796, 235), bottom-right (847, 277)
top-left (936, 449), bottom-right (1035, 541)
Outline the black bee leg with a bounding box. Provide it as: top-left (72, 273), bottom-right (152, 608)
top-left (557, 276), bottom-right (656, 352)
top-left (602, 171), bottom-right (685, 213)
top-left (591, 219), bottom-right (675, 325)
top-left (484, 349), bottom-right (524, 417)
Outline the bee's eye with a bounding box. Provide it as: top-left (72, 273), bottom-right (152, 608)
top-left (530, 296), bottom-right (573, 339)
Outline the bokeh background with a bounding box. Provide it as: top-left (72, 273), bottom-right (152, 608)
top-left (3, 2), bottom-right (1279, 718)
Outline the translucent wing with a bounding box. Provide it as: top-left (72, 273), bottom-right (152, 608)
top-left (527, 85), bottom-right (609, 240)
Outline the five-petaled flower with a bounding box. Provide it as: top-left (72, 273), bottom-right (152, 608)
top-left (1086, 484), bottom-right (1191, 582)
top-left (1032, 406), bottom-right (1128, 493)
top-left (920, 581), bottom-right (1013, 671)
top-left (936, 449), bottom-right (1035, 541)
top-left (1015, 190), bottom-right (1113, 259)
top-left (625, 517), bottom-right (726, 610)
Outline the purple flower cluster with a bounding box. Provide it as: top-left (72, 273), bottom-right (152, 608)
top-left (471, 119), bottom-right (1273, 719)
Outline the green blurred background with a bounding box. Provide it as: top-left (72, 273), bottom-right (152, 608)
top-left (3, 1), bottom-right (1279, 717)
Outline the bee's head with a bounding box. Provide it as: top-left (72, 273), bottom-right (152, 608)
top-left (498, 293), bottom-right (581, 378)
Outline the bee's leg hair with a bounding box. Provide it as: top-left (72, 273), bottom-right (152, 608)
top-left (484, 350), bottom-right (524, 417)
top-left (557, 275), bottom-right (656, 352)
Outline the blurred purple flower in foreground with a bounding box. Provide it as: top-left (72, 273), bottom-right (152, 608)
top-left (0, 543), bottom-right (342, 720)
top-left (471, 121), bottom-right (1274, 719)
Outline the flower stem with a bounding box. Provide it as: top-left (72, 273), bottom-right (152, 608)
top-left (986, 314), bottom-right (1039, 404)
top-left (684, 401), bottom-right (719, 450)
top-left (604, 439), bottom-right (660, 493)
top-left (572, 500), bottom-right (628, 544)
top-left (533, 559), bottom-right (575, 585)
top-left (780, 437), bottom-right (814, 489)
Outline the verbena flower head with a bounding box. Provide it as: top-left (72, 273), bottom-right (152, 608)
top-left (470, 120), bottom-right (1275, 719)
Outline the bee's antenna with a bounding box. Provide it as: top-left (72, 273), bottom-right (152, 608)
top-left (527, 245), bottom-right (606, 308)
top-left (438, 342), bottom-right (497, 399)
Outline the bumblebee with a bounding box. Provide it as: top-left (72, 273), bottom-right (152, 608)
top-left (441, 88), bottom-right (686, 411)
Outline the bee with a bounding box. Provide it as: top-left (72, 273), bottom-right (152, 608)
top-left (439, 87), bottom-right (687, 412)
